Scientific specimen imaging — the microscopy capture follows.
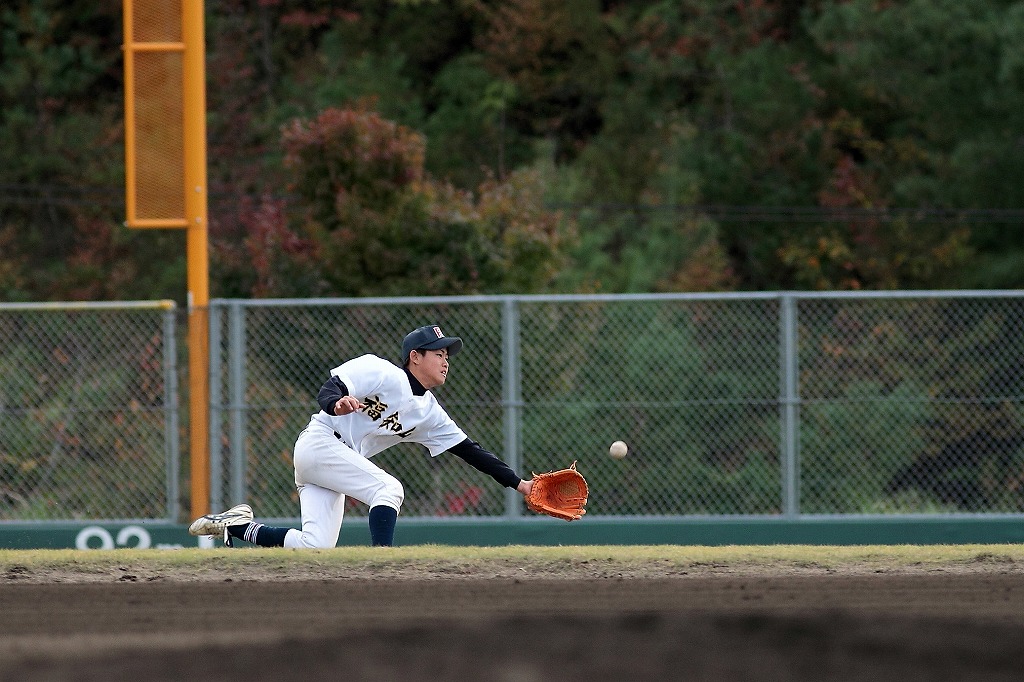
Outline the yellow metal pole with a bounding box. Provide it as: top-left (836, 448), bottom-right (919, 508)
top-left (122, 0), bottom-right (136, 225)
top-left (182, 0), bottom-right (210, 519)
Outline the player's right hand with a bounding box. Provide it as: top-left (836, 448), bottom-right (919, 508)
top-left (334, 396), bottom-right (365, 415)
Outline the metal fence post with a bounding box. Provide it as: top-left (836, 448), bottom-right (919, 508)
top-left (208, 301), bottom-right (223, 513)
top-left (779, 293), bottom-right (800, 517)
top-left (163, 304), bottom-right (180, 521)
top-left (228, 302), bottom-right (247, 505)
top-left (502, 297), bottom-right (522, 517)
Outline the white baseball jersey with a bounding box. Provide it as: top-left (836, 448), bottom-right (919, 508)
top-left (314, 354), bottom-right (467, 458)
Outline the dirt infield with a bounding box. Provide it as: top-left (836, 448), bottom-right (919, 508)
top-left (3, 554), bottom-right (1024, 681)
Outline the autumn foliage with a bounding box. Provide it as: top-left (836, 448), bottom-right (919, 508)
top-left (2, 0), bottom-right (1024, 301)
top-left (213, 106), bottom-right (568, 298)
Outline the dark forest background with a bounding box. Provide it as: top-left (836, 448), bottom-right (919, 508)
top-left (2, 0), bottom-right (1024, 304)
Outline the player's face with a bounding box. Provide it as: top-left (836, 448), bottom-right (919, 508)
top-left (412, 348), bottom-right (450, 389)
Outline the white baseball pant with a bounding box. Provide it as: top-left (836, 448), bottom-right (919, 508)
top-left (282, 422), bottom-right (404, 549)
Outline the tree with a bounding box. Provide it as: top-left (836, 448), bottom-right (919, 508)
top-left (6, 0), bottom-right (1024, 301)
top-left (803, 0), bottom-right (1024, 289)
top-left (475, 0), bottom-right (616, 161)
top-left (0, 0), bottom-right (186, 302)
top-left (211, 106), bottom-right (569, 298)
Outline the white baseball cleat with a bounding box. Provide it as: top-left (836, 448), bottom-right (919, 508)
top-left (188, 503), bottom-right (253, 546)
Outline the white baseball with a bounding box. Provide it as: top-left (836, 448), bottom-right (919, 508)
top-left (609, 440), bottom-right (628, 459)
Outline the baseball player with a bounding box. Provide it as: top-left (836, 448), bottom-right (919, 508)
top-left (189, 324), bottom-right (535, 548)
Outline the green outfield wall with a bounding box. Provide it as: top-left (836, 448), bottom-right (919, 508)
top-left (2, 517), bottom-right (1023, 550)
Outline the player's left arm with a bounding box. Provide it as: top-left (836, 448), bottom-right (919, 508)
top-left (447, 438), bottom-right (524, 490)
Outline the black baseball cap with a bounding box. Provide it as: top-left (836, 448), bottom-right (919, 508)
top-left (402, 325), bottom-right (464, 364)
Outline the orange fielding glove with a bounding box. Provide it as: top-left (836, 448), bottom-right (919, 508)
top-left (525, 461), bottom-right (588, 521)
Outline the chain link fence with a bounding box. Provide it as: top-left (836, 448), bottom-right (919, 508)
top-left (210, 291), bottom-right (1024, 521)
top-left (2, 293), bottom-right (1021, 524)
top-left (0, 301), bottom-right (180, 522)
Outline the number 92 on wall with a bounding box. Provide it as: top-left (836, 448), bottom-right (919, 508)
top-left (74, 525), bottom-right (190, 550)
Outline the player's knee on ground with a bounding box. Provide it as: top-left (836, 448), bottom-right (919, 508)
top-left (284, 526), bottom-right (337, 549)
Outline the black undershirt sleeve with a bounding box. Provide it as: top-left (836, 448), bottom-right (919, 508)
top-left (448, 438), bottom-right (522, 489)
top-left (316, 376), bottom-right (348, 414)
